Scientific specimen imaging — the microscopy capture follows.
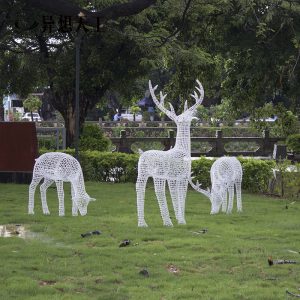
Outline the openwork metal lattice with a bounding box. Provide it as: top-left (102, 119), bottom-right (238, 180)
top-left (210, 157), bottom-right (243, 214)
top-left (191, 157), bottom-right (243, 214)
top-left (136, 80), bottom-right (204, 227)
top-left (28, 152), bottom-right (95, 216)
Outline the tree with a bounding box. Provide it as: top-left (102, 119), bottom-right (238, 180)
top-left (0, 0), bottom-right (159, 146)
top-left (130, 105), bottom-right (141, 122)
top-left (23, 95), bottom-right (42, 121)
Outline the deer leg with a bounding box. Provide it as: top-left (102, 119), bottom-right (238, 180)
top-left (28, 175), bottom-right (42, 214)
top-left (227, 184), bottom-right (234, 214)
top-left (40, 178), bottom-right (54, 215)
top-left (154, 178), bottom-right (173, 227)
top-left (55, 180), bottom-right (65, 216)
top-left (71, 184), bottom-right (78, 216)
top-left (136, 176), bottom-right (148, 227)
top-left (235, 181), bottom-right (242, 212)
top-left (168, 179), bottom-right (179, 221)
top-left (176, 179), bottom-right (188, 225)
top-left (221, 188), bottom-right (227, 213)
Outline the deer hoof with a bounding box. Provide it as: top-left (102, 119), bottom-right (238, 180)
top-left (178, 219), bottom-right (186, 225)
top-left (164, 220), bottom-right (173, 227)
top-left (28, 210), bottom-right (34, 215)
top-left (138, 221), bottom-right (148, 227)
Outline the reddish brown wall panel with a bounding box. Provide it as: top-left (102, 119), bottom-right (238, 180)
top-left (0, 122), bottom-right (38, 172)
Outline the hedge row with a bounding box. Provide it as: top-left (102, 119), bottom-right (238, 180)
top-left (40, 150), bottom-right (276, 193)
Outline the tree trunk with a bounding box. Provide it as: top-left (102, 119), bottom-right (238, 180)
top-left (64, 102), bottom-right (76, 147)
top-left (0, 99), bottom-right (4, 121)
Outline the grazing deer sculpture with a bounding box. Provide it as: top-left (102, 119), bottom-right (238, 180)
top-left (28, 152), bottom-right (95, 216)
top-left (136, 80), bottom-right (204, 227)
top-left (190, 157), bottom-right (243, 214)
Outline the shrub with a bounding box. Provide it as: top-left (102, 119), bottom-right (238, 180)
top-left (37, 149), bottom-right (277, 193)
top-left (191, 157), bottom-right (275, 193)
top-left (79, 124), bottom-right (111, 151)
top-left (286, 134), bottom-right (300, 153)
top-left (191, 157), bottom-right (215, 188)
top-left (238, 158), bottom-right (275, 193)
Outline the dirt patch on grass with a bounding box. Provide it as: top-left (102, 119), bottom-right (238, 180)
top-left (167, 264), bottom-right (180, 274)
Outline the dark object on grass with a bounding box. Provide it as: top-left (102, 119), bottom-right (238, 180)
top-left (286, 290), bottom-right (300, 298)
top-left (268, 256), bottom-right (297, 266)
top-left (81, 230), bottom-right (101, 238)
top-left (139, 269), bottom-right (149, 277)
top-left (119, 239), bottom-right (130, 247)
top-left (92, 230), bottom-right (101, 235)
top-left (192, 229), bottom-right (208, 235)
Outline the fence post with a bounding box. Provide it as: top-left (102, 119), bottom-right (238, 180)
top-left (62, 127), bottom-right (66, 150)
top-left (262, 129), bottom-right (272, 156)
top-left (169, 129), bottom-right (176, 149)
top-left (118, 129), bottom-right (132, 153)
top-left (215, 130), bottom-right (224, 156)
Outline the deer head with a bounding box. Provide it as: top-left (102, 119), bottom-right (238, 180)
top-left (72, 194), bottom-right (96, 216)
top-left (149, 79), bottom-right (204, 124)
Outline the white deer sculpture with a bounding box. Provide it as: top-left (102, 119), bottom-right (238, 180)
top-left (191, 157), bottom-right (243, 214)
top-left (136, 79), bottom-right (204, 227)
top-left (28, 152), bottom-right (95, 216)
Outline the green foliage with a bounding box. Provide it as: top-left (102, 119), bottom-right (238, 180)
top-left (192, 157), bottom-right (276, 193)
top-left (269, 160), bottom-right (300, 199)
top-left (273, 104), bottom-right (298, 137)
top-left (40, 149), bottom-right (277, 193)
top-left (23, 95), bottom-right (42, 113)
top-left (79, 151), bottom-right (139, 183)
top-left (142, 111), bottom-right (151, 121)
top-left (284, 163), bottom-right (300, 199)
top-left (79, 124), bottom-right (111, 152)
top-left (249, 103), bottom-right (298, 137)
top-left (130, 105), bottom-right (141, 122)
top-left (249, 102), bottom-right (275, 132)
top-left (239, 158), bottom-right (276, 193)
top-left (41, 149), bottom-right (139, 183)
top-left (195, 105), bottom-right (210, 123)
top-left (191, 157), bottom-right (214, 188)
top-left (1, 183), bottom-right (300, 299)
top-left (286, 134), bottom-right (300, 153)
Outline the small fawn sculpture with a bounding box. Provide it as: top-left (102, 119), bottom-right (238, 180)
top-left (28, 152), bottom-right (95, 216)
top-left (191, 157), bottom-right (243, 214)
top-left (136, 80), bottom-right (204, 227)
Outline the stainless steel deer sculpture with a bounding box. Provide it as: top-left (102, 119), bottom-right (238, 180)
top-left (28, 152), bottom-right (95, 216)
top-left (136, 80), bottom-right (204, 227)
top-left (190, 157), bottom-right (243, 214)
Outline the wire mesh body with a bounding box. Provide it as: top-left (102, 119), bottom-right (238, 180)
top-left (28, 152), bottom-right (95, 216)
top-left (136, 80), bottom-right (204, 227)
top-left (210, 157), bottom-right (243, 214)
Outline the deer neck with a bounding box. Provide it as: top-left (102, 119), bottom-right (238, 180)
top-left (72, 172), bottom-right (86, 196)
top-left (174, 122), bottom-right (191, 155)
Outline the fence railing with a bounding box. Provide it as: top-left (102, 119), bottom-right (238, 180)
top-left (36, 127), bottom-right (66, 150)
top-left (110, 129), bottom-right (285, 157)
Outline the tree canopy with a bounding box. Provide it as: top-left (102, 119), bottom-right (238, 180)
top-left (0, 0), bottom-right (299, 145)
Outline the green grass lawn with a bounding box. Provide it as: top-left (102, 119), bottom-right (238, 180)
top-left (0, 182), bottom-right (300, 300)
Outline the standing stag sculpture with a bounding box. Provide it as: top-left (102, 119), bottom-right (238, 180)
top-left (28, 152), bottom-right (95, 216)
top-left (136, 79), bottom-right (204, 227)
top-left (191, 157), bottom-right (243, 214)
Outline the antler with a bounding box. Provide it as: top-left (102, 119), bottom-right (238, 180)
top-left (184, 79), bottom-right (205, 114)
top-left (149, 80), bottom-right (177, 121)
top-left (189, 177), bottom-right (211, 198)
